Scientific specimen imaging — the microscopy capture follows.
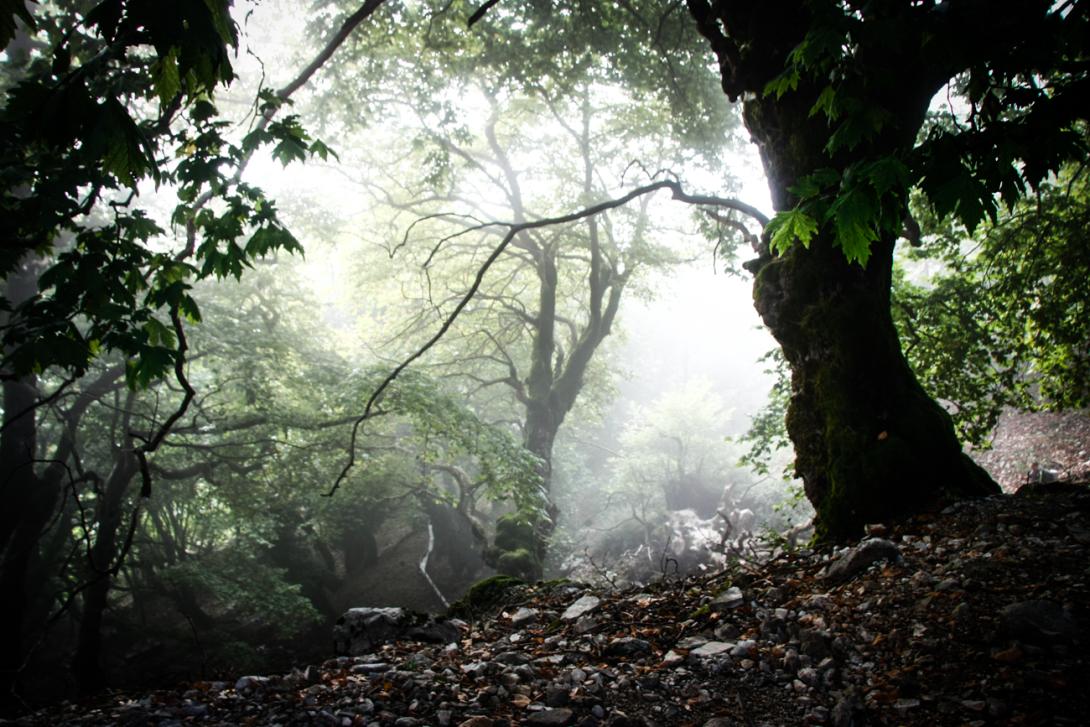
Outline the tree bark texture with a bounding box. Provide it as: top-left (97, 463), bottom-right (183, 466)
top-left (686, 0), bottom-right (1001, 540)
top-left (746, 95), bottom-right (996, 541)
top-left (0, 261), bottom-right (51, 712)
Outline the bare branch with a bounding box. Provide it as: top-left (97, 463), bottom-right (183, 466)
top-left (329, 179), bottom-right (767, 496)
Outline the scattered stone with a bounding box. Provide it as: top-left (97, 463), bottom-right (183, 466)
top-left (458, 717), bottom-right (493, 727)
top-left (999, 599), bottom-right (1083, 645)
top-left (25, 487), bottom-right (1090, 727)
top-left (524, 708), bottom-right (574, 725)
top-left (606, 637), bottom-right (652, 657)
top-left (233, 675), bottom-right (268, 692)
top-left (711, 586), bottom-right (744, 608)
top-left (561, 595), bottom-right (600, 621)
top-left (511, 607), bottom-right (540, 627)
top-left (799, 628), bottom-right (830, 660)
top-left (333, 607), bottom-right (459, 655)
top-left (690, 641), bottom-right (733, 657)
top-left (824, 538), bottom-right (903, 584)
top-left (657, 650), bottom-right (681, 667)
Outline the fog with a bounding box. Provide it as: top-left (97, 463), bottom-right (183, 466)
top-left (0, 0), bottom-right (808, 704)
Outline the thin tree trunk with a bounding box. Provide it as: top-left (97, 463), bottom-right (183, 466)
top-left (71, 448), bottom-right (139, 694)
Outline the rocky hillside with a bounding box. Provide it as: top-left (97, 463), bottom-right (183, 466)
top-left (974, 408), bottom-right (1090, 491)
top-left (13, 483), bottom-right (1089, 727)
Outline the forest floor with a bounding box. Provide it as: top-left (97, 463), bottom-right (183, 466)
top-left (11, 482), bottom-right (1090, 727)
top-left (973, 408), bottom-right (1090, 491)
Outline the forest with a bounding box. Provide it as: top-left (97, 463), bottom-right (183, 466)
top-left (1, 0), bottom-right (1088, 724)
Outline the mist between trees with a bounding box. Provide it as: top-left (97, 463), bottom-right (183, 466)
top-left (1, 0), bottom-right (1087, 711)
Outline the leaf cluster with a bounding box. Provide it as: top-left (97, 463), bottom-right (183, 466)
top-left (760, 1), bottom-right (1089, 265)
top-left (895, 166), bottom-right (1090, 444)
top-left (1, 2), bottom-right (328, 385)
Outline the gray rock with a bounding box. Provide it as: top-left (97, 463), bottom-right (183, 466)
top-left (350, 662), bottom-right (390, 674)
top-left (562, 595), bottom-right (601, 620)
top-left (713, 622), bottom-right (740, 640)
top-left (180, 703), bottom-right (208, 717)
top-left (799, 628), bottom-right (831, 659)
top-left (606, 637), bottom-right (652, 657)
top-left (333, 607), bottom-right (459, 655)
top-left (676, 636), bottom-right (709, 649)
top-left (511, 607), bottom-right (540, 627)
top-left (494, 650), bottom-right (531, 666)
top-left (783, 648), bottom-right (800, 673)
top-left (233, 675), bottom-right (269, 692)
top-left (831, 694), bottom-right (857, 727)
top-left (703, 719), bottom-right (737, 726)
top-left (1000, 600), bottom-right (1083, 644)
top-left (661, 650), bottom-right (685, 666)
top-left (711, 586), bottom-right (744, 609)
top-left (729, 639), bottom-right (756, 658)
top-left (690, 641), bottom-right (733, 657)
top-left (525, 708), bottom-right (574, 725)
top-left (824, 539), bottom-right (903, 584)
top-left (457, 718), bottom-right (494, 727)
top-left (546, 685), bottom-right (571, 707)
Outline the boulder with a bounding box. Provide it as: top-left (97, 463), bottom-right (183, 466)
top-left (333, 607), bottom-right (460, 656)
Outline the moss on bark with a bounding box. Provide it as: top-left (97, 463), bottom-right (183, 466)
top-left (755, 236), bottom-right (997, 542)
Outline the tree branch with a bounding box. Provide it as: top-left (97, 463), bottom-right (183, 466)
top-left (328, 179), bottom-right (767, 496)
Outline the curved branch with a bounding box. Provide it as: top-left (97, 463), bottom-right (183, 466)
top-left (328, 180), bottom-right (767, 496)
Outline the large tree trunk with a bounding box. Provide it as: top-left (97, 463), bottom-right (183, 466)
top-left (0, 261), bottom-right (52, 713)
top-left (743, 93), bottom-right (997, 541)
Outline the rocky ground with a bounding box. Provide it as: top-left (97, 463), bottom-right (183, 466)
top-left (974, 409), bottom-right (1090, 491)
top-left (11, 483), bottom-right (1090, 727)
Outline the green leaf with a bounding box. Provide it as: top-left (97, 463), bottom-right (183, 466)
top-left (152, 47), bottom-right (181, 106)
top-left (178, 295), bottom-right (202, 324)
top-left (202, 0), bottom-right (238, 47)
top-left (790, 168), bottom-right (840, 199)
top-left (126, 346), bottom-right (175, 389)
top-left (143, 317), bottom-right (176, 347)
top-left (827, 187), bottom-right (878, 265)
top-left (0, 0), bottom-right (35, 49)
top-left (861, 157), bottom-right (908, 197)
top-left (272, 136), bottom-right (309, 166)
top-left (309, 139), bottom-right (339, 161)
top-left (245, 224), bottom-right (301, 258)
top-left (763, 68), bottom-right (800, 99)
top-left (767, 209), bottom-right (819, 255)
top-left (809, 85), bottom-right (839, 120)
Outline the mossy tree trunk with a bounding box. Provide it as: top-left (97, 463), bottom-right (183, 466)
top-left (685, 0), bottom-right (1001, 540)
top-left (743, 83), bottom-right (999, 541)
top-left (750, 218), bottom-right (996, 540)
